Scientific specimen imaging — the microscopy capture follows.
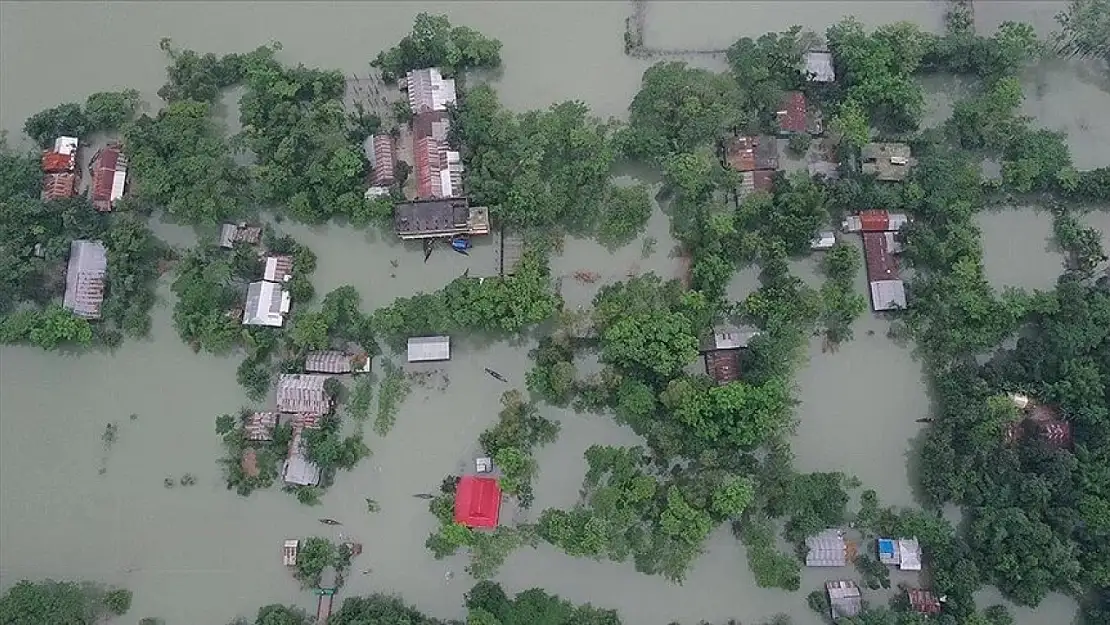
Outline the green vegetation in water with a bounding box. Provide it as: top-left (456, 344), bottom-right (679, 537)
top-left (374, 359), bottom-right (411, 436)
top-left (347, 375), bottom-right (375, 423)
top-left (0, 579), bottom-right (133, 624)
top-left (371, 12), bottom-right (503, 83)
top-left (641, 235), bottom-right (657, 258)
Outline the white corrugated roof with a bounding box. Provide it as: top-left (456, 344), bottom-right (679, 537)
top-left (870, 280), bottom-right (906, 311)
top-left (109, 170), bottom-right (127, 202)
top-left (53, 136), bottom-right (79, 155)
top-left (244, 281), bottom-right (285, 326)
top-left (407, 335), bottom-right (451, 362)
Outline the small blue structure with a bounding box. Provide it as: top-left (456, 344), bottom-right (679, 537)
top-left (878, 538), bottom-right (897, 564)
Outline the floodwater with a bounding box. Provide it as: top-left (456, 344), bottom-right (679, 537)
top-left (1, 2), bottom-right (1105, 624)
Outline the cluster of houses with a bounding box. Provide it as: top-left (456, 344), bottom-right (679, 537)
top-left (41, 136), bottom-right (131, 322)
top-left (40, 136), bottom-right (129, 210)
top-left (806, 529), bottom-right (943, 619)
top-left (239, 375), bottom-right (332, 488)
top-left (368, 67), bottom-right (490, 242)
top-left (843, 209), bottom-right (910, 312)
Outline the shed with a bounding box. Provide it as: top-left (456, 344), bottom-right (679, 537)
top-left (282, 539), bottom-right (299, 566)
top-left (245, 411), bottom-right (278, 441)
top-left (263, 255), bottom-right (294, 282)
top-left (370, 134), bottom-right (396, 186)
top-left (908, 589), bottom-right (942, 615)
top-left (405, 67), bottom-right (457, 114)
top-left (276, 374), bottom-right (331, 415)
top-left (407, 335), bottom-right (451, 362)
top-left (862, 143), bottom-right (914, 181)
top-left (219, 224), bottom-right (238, 248)
top-left (777, 91), bottom-right (807, 135)
top-left (282, 429), bottom-right (322, 486)
top-left (394, 198), bottom-right (490, 239)
top-left (454, 475), bottom-right (502, 528)
top-left (806, 529), bottom-right (848, 567)
top-left (89, 144), bottom-right (128, 212)
top-left (243, 281), bottom-right (289, 327)
top-left (42, 172), bottom-right (78, 201)
top-left (63, 240), bottom-right (108, 319)
top-left (219, 223), bottom-right (263, 249)
top-left (724, 135), bottom-right (779, 172)
top-left (305, 350), bottom-right (359, 374)
top-left (826, 580), bottom-right (863, 619)
top-left (804, 50), bottom-right (836, 83)
top-left (810, 231), bottom-right (837, 250)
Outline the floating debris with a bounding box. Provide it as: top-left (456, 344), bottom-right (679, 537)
top-left (412, 493), bottom-right (435, 500)
top-left (365, 498), bottom-right (380, 513)
top-left (163, 477), bottom-right (176, 489)
top-left (319, 518), bottom-right (342, 526)
top-left (573, 270), bottom-right (600, 283)
top-left (484, 368), bottom-right (508, 383)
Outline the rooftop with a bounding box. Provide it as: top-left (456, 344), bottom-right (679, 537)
top-left (454, 475), bottom-right (502, 528)
top-left (263, 255), bottom-right (294, 282)
top-left (704, 325), bottom-right (761, 351)
top-left (804, 50), bottom-right (836, 82)
top-left (42, 172), bottom-right (78, 202)
top-left (863, 231), bottom-right (906, 311)
top-left (407, 335), bottom-right (451, 362)
top-left (282, 430), bottom-right (321, 486)
top-left (777, 91), bottom-right (807, 134)
top-left (219, 223), bottom-right (263, 249)
top-left (724, 135), bottom-right (780, 172)
top-left (705, 350), bottom-right (742, 385)
top-left (276, 374), bottom-right (331, 415)
top-left (243, 281), bottom-right (288, 327)
top-left (305, 350), bottom-right (355, 374)
top-left (826, 580), bottom-right (863, 619)
top-left (89, 144), bottom-right (128, 211)
top-left (63, 240), bottom-right (108, 320)
top-left (406, 67), bottom-right (457, 114)
top-left (843, 210), bottom-right (910, 233)
top-left (370, 134), bottom-right (396, 187)
top-left (806, 529), bottom-right (848, 567)
top-left (908, 589), bottom-right (943, 615)
top-left (878, 537), bottom-right (922, 571)
top-left (394, 198), bottom-right (490, 240)
top-left (244, 412), bottom-right (278, 441)
top-left (412, 110), bottom-right (451, 142)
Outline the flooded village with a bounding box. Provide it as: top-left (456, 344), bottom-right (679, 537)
top-left (1, 2), bottom-right (1109, 625)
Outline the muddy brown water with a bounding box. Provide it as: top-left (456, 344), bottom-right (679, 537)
top-left (1, 2), bottom-right (1105, 623)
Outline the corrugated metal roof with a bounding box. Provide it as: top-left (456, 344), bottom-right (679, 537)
top-left (908, 589), bottom-right (942, 615)
top-left (805, 529), bottom-right (847, 567)
top-left (777, 91), bottom-right (807, 134)
top-left (282, 430), bottom-right (321, 486)
top-left (826, 580), bottom-right (862, 618)
top-left (370, 134), bottom-right (396, 186)
top-left (870, 279), bottom-right (907, 311)
top-left (42, 172), bottom-right (77, 201)
top-left (41, 151), bottom-right (76, 173)
top-left (407, 335), bottom-right (450, 362)
top-left (244, 281), bottom-right (285, 327)
top-left (89, 145), bottom-right (127, 211)
top-left (63, 240), bottom-right (108, 319)
top-left (219, 224), bottom-right (238, 248)
top-left (898, 538), bottom-right (922, 570)
top-left (53, 136), bottom-right (79, 155)
top-left (276, 374), bottom-right (331, 415)
top-left (405, 67), bottom-right (457, 113)
top-left (245, 412), bottom-right (278, 441)
top-left (454, 475), bottom-right (502, 528)
top-left (305, 351), bottom-right (354, 374)
top-left (804, 50), bottom-right (835, 82)
top-left (263, 255), bottom-right (294, 282)
top-left (724, 135), bottom-right (779, 172)
top-left (810, 231), bottom-right (836, 250)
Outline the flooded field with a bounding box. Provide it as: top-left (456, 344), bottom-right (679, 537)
top-left (1, 1), bottom-right (1106, 624)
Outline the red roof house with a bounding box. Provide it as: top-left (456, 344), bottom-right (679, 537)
top-left (843, 209), bottom-right (911, 233)
top-left (724, 135), bottom-right (780, 172)
top-left (42, 173), bottom-right (78, 201)
top-left (89, 144), bottom-right (128, 212)
top-left (907, 589), bottom-right (942, 615)
top-left (777, 92), bottom-right (807, 135)
top-left (1005, 404), bottom-right (1072, 449)
top-left (370, 134), bottom-right (396, 187)
top-left (42, 151), bottom-right (76, 173)
top-left (863, 231), bottom-right (907, 311)
top-left (454, 475), bottom-right (502, 528)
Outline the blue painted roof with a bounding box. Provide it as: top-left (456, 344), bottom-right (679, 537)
top-left (877, 539), bottom-right (896, 556)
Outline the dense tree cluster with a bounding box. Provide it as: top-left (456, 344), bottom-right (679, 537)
top-left (123, 98), bottom-right (250, 225)
top-left (452, 85), bottom-right (620, 233)
top-left (371, 12), bottom-right (502, 83)
top-left (0, 579), bottom-right (132, 625)
top-left (372, 250), bottom-right (561, 346)
top-left (478, 389), bottom-right (560, 506)
top-left (22, 90), bottom-right (141, 148)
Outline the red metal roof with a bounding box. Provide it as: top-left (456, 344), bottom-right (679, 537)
top-left (705, 350), bottom-right (741, 384)
top-left (90, 145), bottom-right (126, 212)
top-left (862, 232), bottom-right (900, 281)
top-left (725, 136), bottom-right (757, 172)
top-left (371, 135), bottom-right (395, 186)
top-left (42, 173), bottom-right (77, 201)
top-left (454, 475), bottom-right (502, 528)
top-left (778, 92), bottom-right (807, 134)
top-left (907, 589), bottom-right (941, 615)
top-left (859, 210), bottom-right (892, 232)
top-left (42, 151), bottom-right (76, 173)
top-left (414, 136), bottom-right (442, 199)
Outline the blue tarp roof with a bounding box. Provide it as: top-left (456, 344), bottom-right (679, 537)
top-left (878, 539), bottom-right (896, 556)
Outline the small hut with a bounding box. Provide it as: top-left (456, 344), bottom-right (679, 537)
top-left (908, 588), bottom-right (943, 615)
top-left (283, 539), bottom-right (299, 566)
top-left (407, 336), bottom-right (451, 362)
top-left (827, 580), bottom-right (863, 619)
